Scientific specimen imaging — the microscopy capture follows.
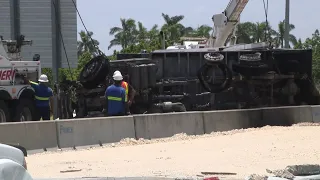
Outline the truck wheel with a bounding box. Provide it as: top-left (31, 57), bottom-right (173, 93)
top-left (12, 99), bottom-right (37, 122)
top-left (0, 100), bottom-right (10, 123)
top-left (79, 55), bottom-right (110, 89)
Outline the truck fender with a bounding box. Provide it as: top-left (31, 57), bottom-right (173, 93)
top-left (17, 87), bottom-right (35, 99)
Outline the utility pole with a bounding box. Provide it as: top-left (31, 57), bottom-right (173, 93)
top-left (284, 0), bottom-right (290, 48)
top-left (10, 0), bottom-right (20, 41)
top-left (51, 0), bottom-right (61, 119)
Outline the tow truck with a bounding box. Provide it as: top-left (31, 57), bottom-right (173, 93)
top-left (0, 35), bottom-right (41, 122)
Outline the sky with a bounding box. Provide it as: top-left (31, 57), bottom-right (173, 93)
top-left (77, 0), bottom-right (320, 55)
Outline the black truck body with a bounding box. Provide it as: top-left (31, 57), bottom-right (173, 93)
top-left (58, 47), bottom-right (320, 119)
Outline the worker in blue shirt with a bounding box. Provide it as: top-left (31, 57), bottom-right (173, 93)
top-left (104, 71), bottom-right (129, 116)
top-left (26, 74), bottom-right (54, 120)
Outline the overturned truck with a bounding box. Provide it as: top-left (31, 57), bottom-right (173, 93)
top-left (58, 45), bottom-right (320, 119)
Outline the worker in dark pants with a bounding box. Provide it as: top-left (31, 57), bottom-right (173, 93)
top-left (26, 74), bottom-right (54, 120)
top-left (104, 71), bottom-right (129, 116)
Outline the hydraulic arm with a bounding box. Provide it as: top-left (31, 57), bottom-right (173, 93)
top-left (209, 0), bottom-right (249, 48)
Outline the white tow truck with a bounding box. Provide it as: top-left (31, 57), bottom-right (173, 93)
top-left (0, 35), bottom-right (41, 122)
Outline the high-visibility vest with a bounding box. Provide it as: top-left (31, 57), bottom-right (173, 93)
top-left (30, 81), bottom-right (51, 102)
top-left (35, 96), bottom-right (50, 101)
top-left (121, 81), bottom-right (129, 102)
top-left (107, 96), bottom-right (123, 101)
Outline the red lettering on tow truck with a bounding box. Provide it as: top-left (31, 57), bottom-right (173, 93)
top-left (0, 70), bottom-right (15, 80)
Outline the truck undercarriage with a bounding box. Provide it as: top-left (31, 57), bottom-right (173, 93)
top-left (57, 46), bottom-right (320, 119)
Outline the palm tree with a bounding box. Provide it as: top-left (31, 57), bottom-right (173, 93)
top-left (136, 21), bottom-right (148, 42)
top-left (234, 22), bottom-right (256, 44)
top-left (161, 13), bottom-right (185, 43)
top-left (182, 26), bottom-right (194, 37)
top-left (148, 24), bottom-right (160, 41)
top-left (273, 20), bottom-right (297, 48)
top-left (148, 24), bottom-right (162, 50)
top-left (249, 22), bottom-right (274, 43)
top-left (194, 25), bottom-right (212, 38)
top-left (294, 38), bottom-right (303, 49)
top-left (108, 18), bottom-right (137, 50)
top-left (252, 22), bottom-right (267, 43)
top-left (77, 31), bottom-right (99, 56)
top-left (234, 22), bottom-right (275, 44)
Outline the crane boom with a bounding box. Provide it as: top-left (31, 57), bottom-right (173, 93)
top-left (209, 0), bottom-right (249, 48)
top-left (226, 0), bottom-right (249, 22)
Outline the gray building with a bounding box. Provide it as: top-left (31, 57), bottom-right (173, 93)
top-left (0, 0), bottom-right (77, 70)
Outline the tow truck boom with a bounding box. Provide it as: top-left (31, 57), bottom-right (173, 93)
top-left (209, 0), bottom-right (249, 48)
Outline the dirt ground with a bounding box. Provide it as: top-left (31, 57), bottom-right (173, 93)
top-left (26, 123), bottom-right (320, 179)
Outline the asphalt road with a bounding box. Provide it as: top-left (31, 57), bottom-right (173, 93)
top-left (34, 177), bottom-right (241, 180)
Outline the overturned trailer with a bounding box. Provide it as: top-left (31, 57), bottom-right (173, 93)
top-left (58, 45), bottom-right (320, 119)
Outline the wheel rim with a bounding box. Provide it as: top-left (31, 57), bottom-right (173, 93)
top-left (0, 109), bottom-right (6, 122)
top-left (83, 61), bottom-right (97, 78)
top-left (20, 107), bottom-right (32, 122)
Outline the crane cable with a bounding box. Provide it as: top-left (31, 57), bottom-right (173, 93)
top-left (51, 0), bottom-right (73, 81)
top-left (262, 0), bottom-right (271, 46)
top-left (71, 0), bottom-right (102, 56)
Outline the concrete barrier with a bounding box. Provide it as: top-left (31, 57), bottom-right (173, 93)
top-left (0, 105), bottom-right (317, 151)
top-left (0, 121), bottom-right (57, 150)
top-left (134, 111), bottom-right (204, 139)
top-left (311, 105), bottom-right (320, 123)
top-left (262, 105), bottom-right (313, 126)
top-left (203, 108), bottom-right (261, 134)
top-left (56, 116), bottom-right (135, 148)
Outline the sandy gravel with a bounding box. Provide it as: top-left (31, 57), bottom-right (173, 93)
top-left (26, 123), bottom-right (320, 179)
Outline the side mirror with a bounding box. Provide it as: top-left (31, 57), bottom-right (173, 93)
top-left (33, 54), bottom-right (40, 61)
top-left (7, 144), bottom-right (27, 157)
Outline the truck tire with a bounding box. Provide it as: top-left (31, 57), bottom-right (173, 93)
top-left (12, 99), bottom-right (37, 122)
top-left (0, 100), bottom-right (10, 123)
top-left (79, 55), bottom-right (110, 89)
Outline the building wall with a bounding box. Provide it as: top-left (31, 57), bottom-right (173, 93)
top-left (20, 0), bottom-right (53, 65)
top-left (60, 0), bottom-right (78, 68)
top-left (0, 0), bottom-right (77, 69)
top-left (0, 0), bottom-right (11, 39)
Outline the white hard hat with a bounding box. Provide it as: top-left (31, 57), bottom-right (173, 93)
top-left (113, 70), bottom-right (123, 81)
top-left (38, 74), bottom-right (49, 82)
top-left (113, 70), bottom-right (122, 76)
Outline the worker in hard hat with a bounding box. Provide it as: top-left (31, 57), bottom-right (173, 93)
top-left (104, 71), bottom-right (128, 116)
top-left (25, 74), bottom-right (54, 120)
top-left (115, 70), bottom-right (136, 107)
